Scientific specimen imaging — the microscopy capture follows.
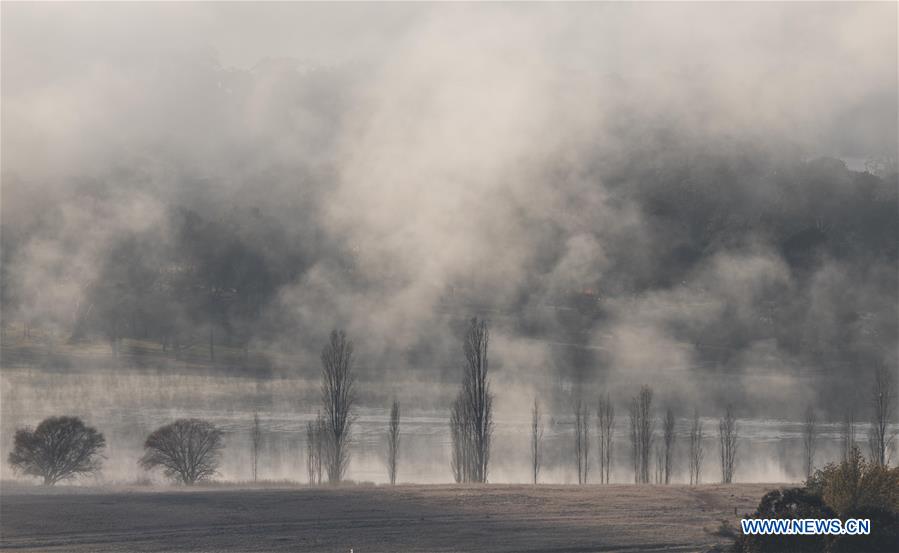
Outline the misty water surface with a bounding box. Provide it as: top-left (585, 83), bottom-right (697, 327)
top-left (1, 368), bottom-right (880, 486)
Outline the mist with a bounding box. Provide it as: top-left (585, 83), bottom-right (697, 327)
top-left (1, 2), bottom-right (897, 485)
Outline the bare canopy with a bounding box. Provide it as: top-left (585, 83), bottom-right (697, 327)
top-left (320, 329), bottom-right (356, 483)
top-left (139, 418), bottom-right (224, 485)
top-left (450, 317), bottom-right (493, 483)
top-left (8, 416), bottom-right (106, 485)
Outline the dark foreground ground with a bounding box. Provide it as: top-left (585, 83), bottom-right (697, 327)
top-left (0, 482), bottom-right (776, 552)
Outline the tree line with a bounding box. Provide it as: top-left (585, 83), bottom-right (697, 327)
top-left (533, 366), bottom-right (895, 486)
top-left (7, 318), bottom-right (896, 486)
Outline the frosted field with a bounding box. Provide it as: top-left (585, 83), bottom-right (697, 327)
top-left (0, 483), bottom-right (774, 552)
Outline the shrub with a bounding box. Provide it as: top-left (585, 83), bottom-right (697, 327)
top-left (734, 448), bottom-right (899, 553)
top-left (734, 488), bottom-right (834, 553)
top-left (806, 447), bottom-right (899, 516)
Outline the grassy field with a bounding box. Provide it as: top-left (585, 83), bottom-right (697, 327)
top-left (0, 482), bottom-right (775, 552)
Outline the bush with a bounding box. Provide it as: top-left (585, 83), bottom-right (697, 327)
top-left (827, 506), bottom-right (899, 553)
top-left (7, 416), bottom-right (106, 485)
top-left (734, 448), bottom-right (899, 553)
top-left (806, 447), bottom-right (899, 516)
top-left (734, 488), bottom-right (834, 553)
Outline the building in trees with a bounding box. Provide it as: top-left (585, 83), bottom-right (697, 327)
top-left (139, 418), bottom-right (224, 485)
top-left (8, 416), bottom-right (106, 485)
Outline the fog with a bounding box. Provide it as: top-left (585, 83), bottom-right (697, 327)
top-left (1, 2), bottom-right (896, 484)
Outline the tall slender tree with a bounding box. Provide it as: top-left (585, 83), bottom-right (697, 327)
top-left (718, 406), bottom-right (738, 484)
top-left (802, 406), bottom-right (817, 479)
top-left (251, 412), bottom-right (262, 482)
top-left (387, 399), bottom-right (400, 485)
top-left (450, 318), bottom-right (493, 483)
top-left (662, 408), bottom-right (675, 484)
top-left (840, 409), bottom-right (856, 463)
top-left (597, 393), bottom-right (615, 484)
top-left (531, 398), bottom-right (543, 484)
top-left (574, 399), bottom-right (589, 484)
top-left (629, 386), bottom-right (654, 483)
top-left (689, 408), bottom-right (703, 485)
top-left (868, 366), bottom-right (896, 466)
top-left (320, 329), bottom-right (356, 484)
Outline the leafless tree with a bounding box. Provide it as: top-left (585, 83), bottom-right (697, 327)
top-left (629, 386), bottom-right (654, 483)
top-left (8, 416), bottom-right (106, 485)
top-left (867, 366), bottom-right (896, 466)
top-left (802, 406), bottom-right (817, 480)
top-left (662, 408), bottom-right (675, 484)
top-left (840, 409), bottom-right (856, 463)
top-left (140, 418), bottom-right (224, 485)
top-left (450, 318), bottom-right (493, 483)
top-left (450, 392), bottom-right (471, 483)
top-left (688, 408), bottom-right (703, 485)
top-left (251, 412), bottom-right (262, 482)
top-left (531, 397), bottom-right (543, 484)
top-left (573, 399), bottom-right (589, 484)
top-left (305, 412), bottom-right (324, 485)
top-left (718, 406), bottom-right (738, 484)
top-left (320, 329), bottom-right (356, 484)
top-left (654, 443), bottom-right (664, 484)
top-left (387, 399), bottom-right (400, 485)
top-left (306, 419), bottom-right (318, 485)
top-left (597, 393), bottom-right (614, 484)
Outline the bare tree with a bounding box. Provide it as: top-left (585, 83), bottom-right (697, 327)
top-left (662, 408), bottom-right (675, 484)
top-left (629, 401), bottom-right (638, 483)
top-left (387, 399), bottom-right (400, 485)
top-left (654, 443), bottom-right (664, 483)
top-left (868, 366), bottom-right (896, 466)
top-left (802, 406), bottom-right (817, 480)
top-left (8, 416), bottom-right (106, 485)
top-left (140, 419), bottom-right (224, 485)
top-left (450, 392), bottom-right (470, 483)
top-left (320, 329), bottom-right (356, 484)
top-left (450, 318), bottom-right (494, 483)
top-left (251, 412), bottom-right (262, 482)
top-left (688, 408), bottom-right (703, 485)
top-left (305, 412), bottom-right (324, 485)
top-left (597, 393), bottom-right (614, 484)
top-left (531, 397), bottom-right (543, 484)
top-left (573, 399), bottom-right (589, 484)
top-left (629, 386), bottom-right (654, 483)
top-left (306, 419), bottom-right (318, 485)
top-left (840, 409), bottom-right (856, 463)
top-left (718, 406), bottom-right (738, 484)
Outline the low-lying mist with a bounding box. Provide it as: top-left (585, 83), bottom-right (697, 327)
top-left (1, 2), bottom-right (896, 485)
